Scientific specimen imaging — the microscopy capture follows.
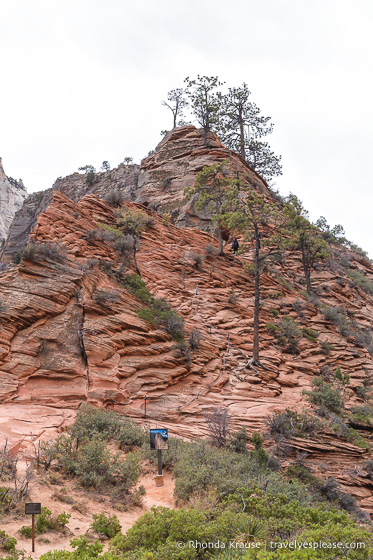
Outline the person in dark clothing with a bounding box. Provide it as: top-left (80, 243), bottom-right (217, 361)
top-left (232, 237), bottom-right (239, 255)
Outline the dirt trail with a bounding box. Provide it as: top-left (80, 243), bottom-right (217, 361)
top-left (2, 471), bottom-right (176, 559)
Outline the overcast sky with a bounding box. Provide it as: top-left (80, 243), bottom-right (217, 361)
top-left (1, 0), bottom-right (372, 256)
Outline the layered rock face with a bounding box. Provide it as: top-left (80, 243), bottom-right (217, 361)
top-left (1, 126), bottom-right (267, 261)
top-left (0, 157), bottom-right (27, 243)
top-left (1, 191), bottom-right (373, 510)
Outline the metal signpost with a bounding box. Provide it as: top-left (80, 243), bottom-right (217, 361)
top-left (150, 428), bottom-right (168, 486)
top-left (25, 503), bottom-right (41, 553)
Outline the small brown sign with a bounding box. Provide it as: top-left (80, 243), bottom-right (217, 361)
top-left (25, 503), bottom-right (41, 515)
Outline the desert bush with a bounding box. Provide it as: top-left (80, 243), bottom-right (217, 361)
top-left (265, 322), bottom-right (278, 336)
top-left (228, 289), bottom-right (238, 305)
top-left (303, 377), bottom-right (344, 414)
top-left (347, 269), bottom-right (373, 295)
top-left (91, 512), bottom-right (121, 538)
top-left (110, 506), bottom-right (244, 559)
top-left (322, 306), bottom-right (352, 337)
top-left (189, 251), bottom-right (204, 269)
top-left (17, 242), bottom-right (66, 263)
top-left (0, 530), bottom-right (17, 553)
top-left (302, 327), bottom-right (318, 341)
top-left (205, 243), bottom-right (218, 255)
top-left (321, 340), bottom-right (334, 355)
top-left (104, 190), bottom-right (124, 207)
top-left (19, 507), bottom-right (70, 537)
top-left (116, 207), bottom-right (154, 235)
top-left (122, 273), bottom-right (152, 304)
top-left (266, 409), bottom-right (321, 441)
top-left (86, 258), bottom-right (100, 268)
top-left (351, 405), bottom-right (373, 425)
top-left (292, 299), bottom-right (306, 318)
top-left (229, 427), bottom-right (249, 454)
top-left (189, 329), bottom-right (203, 349)
top-left (0, 299), bottom-right (8, 313)
top-left (93, 290), bottom-right (121, 306)
top-left (114, 234), bottom-right (134, 257)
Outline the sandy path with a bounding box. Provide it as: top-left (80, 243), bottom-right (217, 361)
top-left (2, 470), bottom-right (176, 559)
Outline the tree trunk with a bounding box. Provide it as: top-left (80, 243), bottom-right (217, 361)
top-left (133, 244), bottom-right (141, 276)
top-left (214, 174), bottom-right (224, 255)
top-left (252, 232), bottom-right (261, 364)
top-left (217, 226), bottom-right (224, 255)
top-left (300, 238), bottom-right (312, 294)
top-left (239, 108), bottom-right (246, 160)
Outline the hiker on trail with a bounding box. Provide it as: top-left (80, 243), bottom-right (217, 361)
top-left (232, 237), bottom-right (239, 255)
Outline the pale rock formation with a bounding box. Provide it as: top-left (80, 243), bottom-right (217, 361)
top-left (0, 157), bottom-right (27, 243)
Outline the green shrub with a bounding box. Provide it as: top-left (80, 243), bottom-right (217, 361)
top-left (19, 508), bottom-right (70, 537)
top-left (123, 274), bottom-right (185, 341)
top-left (303, 377), bottom-right (344, 414)
top-left (265, 323), bottom-right (278, 336)
top-left (91, 512), bottom-right (121, 538)
top-left (321, 340), bottom-right (333, 355)
top-left (351, 405), bottom-right (373, 425)
top-left (229, 427), bottom-right (249, 454)
top-left (16, 242), bottom-right (67, 264)
top-left (266, 409), bottom-right (321, 440)
top-left (347, 269), bottom-right (373, 295)
top-left (122, 274), bottom-right (152, 305)
top-left (302, 327), bottom-right (318, 341)
top-left (266, 317), bottom-right (302, 354)
top-left (322, 306), bottom-right (352, 337)
top-left (0, 530), bottom-right (17, 552)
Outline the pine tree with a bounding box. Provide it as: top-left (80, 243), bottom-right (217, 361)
top-left (283, 195), bottom-right (330, 295)
top-left (184, 75), bottom-right (224, 145)
top-left (223, 186), bottom-right (283, 367)
top-left (218, 83), bottom-right (282, 182)
top-left (184, 161), bottom-right (232, 255)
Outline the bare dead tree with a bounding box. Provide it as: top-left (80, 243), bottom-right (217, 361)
top-left (204, 407), bottom-right (232, 448)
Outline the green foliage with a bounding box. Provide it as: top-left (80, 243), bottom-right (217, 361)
top-left (19, 507), bottom-right (71, 537)
top-left (229, 427), bottom-right (249, 454)
top-left (347, 268), bottom-right (373, 295)
top-left (322, 306), bottom-right (351, 337)
top-left (122, 273), bottom-right (153, 305)
top-left (334, 366), bottom-right (349, 387)
top-left (0, 530), bottom-right (17, 552)
top-left (184, 75), bottom-right (224, 143)
top-left (15, 242), bottom-right (67, 264)
top-left (266, 409), bottom-right (321, 441)
top-left (78, 165), bottom-right (96, 186)
top-left (122, 274), bottom-right (185, 341)
top-left (320, 341), bottom-right (333, 355)
top-left (283, 195), bottom-right (330, 294)
top-left (303, 377), bottom-right (344, 414)
top-left (302, 327), bottom-right (318, 341)
top-left (266, 317), bottom-right (302, 354)
top-left (184, 161), bottom-right (232, 254)
top-left (42, 406), bottom-right (142, 495)
top-left (91, 512), bottom-right (121, 538)
top-left (217, 82), bottom-right (282, 181)
top-left (351, 405), bottom-right (373, 426)
top-left (116, 207), bottom-right (154, 237)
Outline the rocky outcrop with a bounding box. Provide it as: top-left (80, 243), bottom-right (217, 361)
top-left (1, 126), bottom-right (268, 261)
top-left (0, 158), bottom-right (27, 243)
top-left (137, 126), bottom-right (270, 230)
top-left (1, 163), bottom-right (139, 262)
top-left (1, 191), bottom-right (373, 510)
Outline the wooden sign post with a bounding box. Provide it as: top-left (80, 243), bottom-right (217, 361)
top-left (25, 503), bottom-right (41, 553)
top-left (150, 429), bottom-right (168, 487)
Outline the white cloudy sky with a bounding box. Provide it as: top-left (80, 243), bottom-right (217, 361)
top-left (1, 0), bottom-right (372, 256)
